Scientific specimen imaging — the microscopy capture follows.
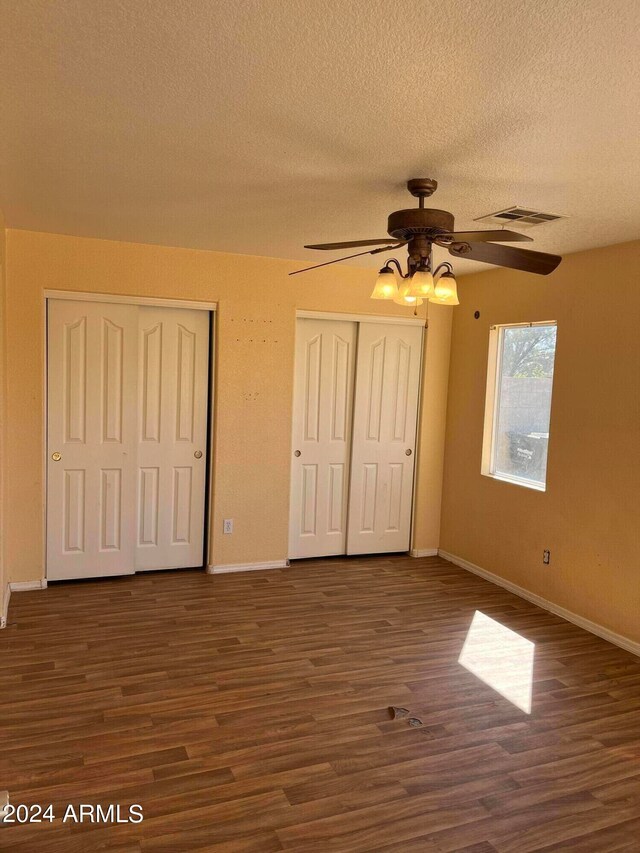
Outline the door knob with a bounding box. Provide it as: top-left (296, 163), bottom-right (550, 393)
top-left (294, 450), bottom-right (301, 457)
top-left (194, 450), bottom-right (203, 459)
top-left (405, 448), bottom-right (412, 456)
top-left (51, 452), bottom-right (62, 462)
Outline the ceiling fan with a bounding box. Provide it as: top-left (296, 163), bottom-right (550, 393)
top-left (289, 178), bottom-right (562, 307)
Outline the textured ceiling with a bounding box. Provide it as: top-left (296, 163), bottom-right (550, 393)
top-left (1, 0), bottom-right (639, 274)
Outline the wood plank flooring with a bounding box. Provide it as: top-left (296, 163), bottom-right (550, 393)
top-left (1, 554), bottom-right (640, 851)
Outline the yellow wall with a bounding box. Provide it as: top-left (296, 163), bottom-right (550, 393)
top-left (4, 229), bottom-right (452, 582)
top-left (440, 239), bottom-right (640, 643)
top-left (0, 209), bottom-right (6, 621)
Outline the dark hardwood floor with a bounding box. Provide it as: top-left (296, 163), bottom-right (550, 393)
top-left (1, 555), bottom-right (640, 851)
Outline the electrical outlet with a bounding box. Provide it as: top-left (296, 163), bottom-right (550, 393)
top-left (543, 549), bottom-right (551, 565)
top-left (223, 519), bottom-right (233, 534)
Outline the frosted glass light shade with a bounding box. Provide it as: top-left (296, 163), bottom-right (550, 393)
top-left (370, 268), bottom-right (398, 300)
top-left (393, 280), bottom-right (424, 306)
top-left (431, 272), bottom-right (459, 306)
top-left (407, 269), bottom-right (434, 299)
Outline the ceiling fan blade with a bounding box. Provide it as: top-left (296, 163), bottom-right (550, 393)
top-left (304, 239), bottom-right (405, 250)
top-left (442, 230), bottom-right (532, 243)
top-left (289, 243), bottom-right (406, 276)
top-left (449, 241), bottom-right (561, 275)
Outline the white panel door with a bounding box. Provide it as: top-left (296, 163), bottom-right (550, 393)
top-left (347, 322), bottom-right (423, 554)
top-left (47, 300), bottom-right (138, 580)
top-left (135, 307), bottom-right (210, 570)
top-left (289, 318), bottom-right (357, 558)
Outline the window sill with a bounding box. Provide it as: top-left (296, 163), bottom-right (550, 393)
top-left (482, 472), bottom-right (546, 492)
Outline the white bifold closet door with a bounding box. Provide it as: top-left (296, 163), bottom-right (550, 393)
top-left (289, 317), bottom-right (423, 559)
top-left (346, 322), bottom-right (423, 554)
top-left (289, 318), bottom-right (357, 559)
top-left (135, 307), bottom-right (210, 571)
top-left (47, 300), bottom-right (138, 579)
top-left (47, 299), bottom-right (209, 581)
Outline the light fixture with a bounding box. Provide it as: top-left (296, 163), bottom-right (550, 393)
top-left (407, 266), bottom-right (434, 299)
top-left (369, 256), bottom-right (458, 311)
top-left (430, 267), bottom-right (459, 305)
top-left (370, 259), bottom-right (423, 306)
top-left (394, 277), bottom-right (424, 307)
top-left (370, 266), bottom-right (399, 300)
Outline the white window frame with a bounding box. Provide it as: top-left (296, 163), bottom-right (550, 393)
top-left (481, 321), bottom-right (557, 492)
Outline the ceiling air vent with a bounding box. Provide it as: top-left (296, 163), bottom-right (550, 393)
top-left (474, 207), bottom-right (567, 229)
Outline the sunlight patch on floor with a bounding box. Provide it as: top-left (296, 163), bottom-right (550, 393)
top-left (458, 610), bottom-right (535, 713)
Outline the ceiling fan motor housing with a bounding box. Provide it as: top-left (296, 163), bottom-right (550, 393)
top-left (387, 208), bottom-right (455, 241)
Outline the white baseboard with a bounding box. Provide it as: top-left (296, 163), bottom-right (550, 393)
top-left (1, 585), bottom-right (10, 629)
top-left (9, 579), bottom-right (47, 591)
top-left (410, 548), bottom-right (439, 558)
top-left (207, 559), bottom-right (289, 575)
top-left (438, 549), bottom-right (640, 658)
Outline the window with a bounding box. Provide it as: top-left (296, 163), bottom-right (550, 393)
top-left (482, 322), bottom-right (557, 490)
